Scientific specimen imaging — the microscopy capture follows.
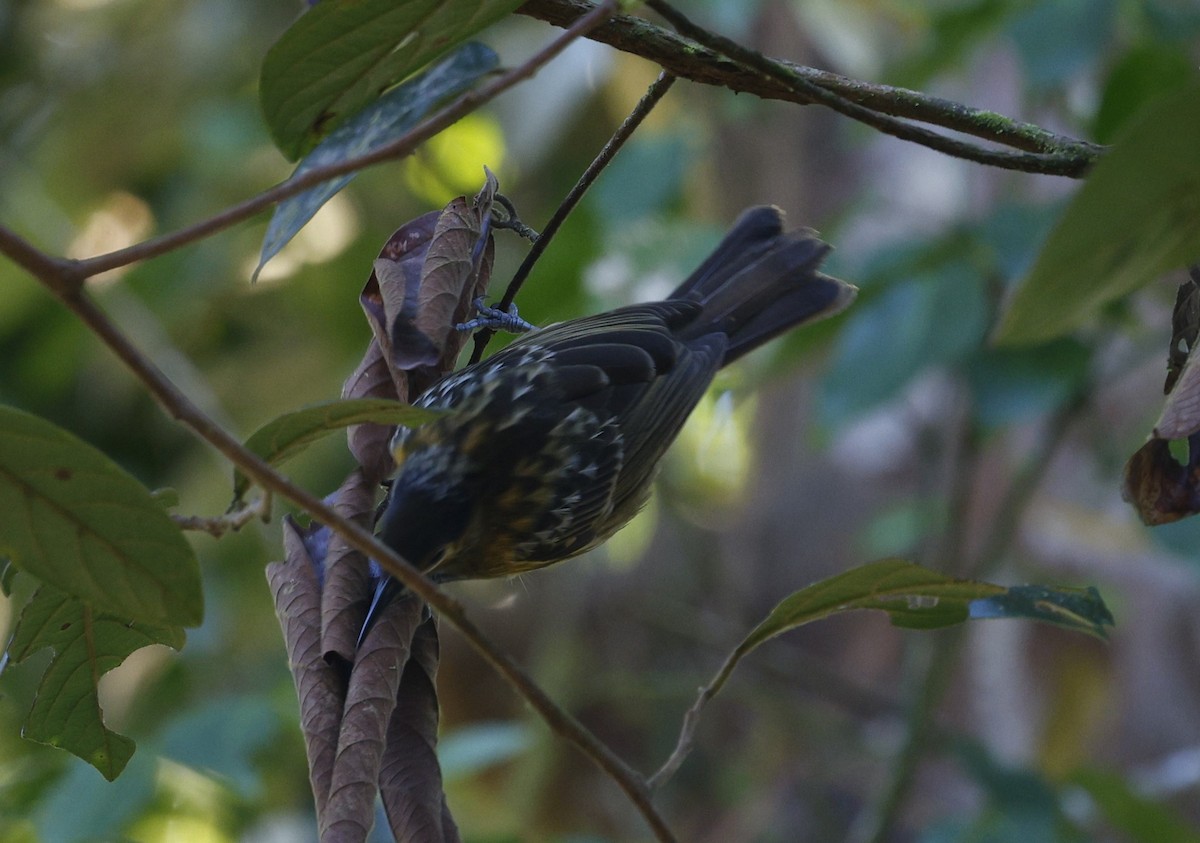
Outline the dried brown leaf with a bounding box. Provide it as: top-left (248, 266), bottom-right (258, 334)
top-left (321, 592), bottom-right (425, 843)
top-left (364, 211), bottom-right (446, 396)
top-left (414, 173), bottom-right (497, 382)
top-left (341, 342), bottom-right (404, 482)
top-left (1123, 432), bottom-right (1200, 524)
top-left (320, 469), bottom-right (378, 669)
top-left (270, 517), bottom-right (347, 818)
top-left (363, 212), bottom-right (442, 341)
top-left (380, 617), bottom-right (458, 843)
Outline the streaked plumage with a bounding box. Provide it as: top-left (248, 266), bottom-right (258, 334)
top-left (372, 205), bottom-right (856, 594)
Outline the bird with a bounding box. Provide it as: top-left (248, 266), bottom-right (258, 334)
top-left (364, 205), bottom-right (855, 629)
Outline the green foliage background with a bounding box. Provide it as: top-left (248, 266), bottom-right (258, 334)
top-left (1, 0), bottom-right (1199, 841)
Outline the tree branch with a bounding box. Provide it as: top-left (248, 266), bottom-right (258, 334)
top-left (520, 0), bottom-right (1102, 177)
top-left (172, 496), bottom-right (270, 538)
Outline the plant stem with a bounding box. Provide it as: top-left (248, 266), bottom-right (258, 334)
top-left (470, 71), bottom-right (678, 363)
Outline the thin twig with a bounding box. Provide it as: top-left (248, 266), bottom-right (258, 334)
top-left (498, 70), bottom-right (677, 310)
top-left (0, 227), bottom-right (76, 293)
top-left (520, 0), bottom-right (1102, 176)
top-left (469, 71), bottom-right (678, 364)
top-left (648, 643), bottom-right (737, 788)
top-left (57, 0), bottom-right (624, 282)
top-left (172, 496), bottom-right (270, 538)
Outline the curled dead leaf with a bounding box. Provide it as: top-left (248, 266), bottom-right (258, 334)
top-left (345, 171), bottom-right (499, 484)
top-left (361, 170), bottom-right (498, 404)
top-left (270, 517), bottom-right (346, 817)
top-left (1122, 432), bottom-right (1200, 525)
top-left (341, 343), bottom-right (402, 482)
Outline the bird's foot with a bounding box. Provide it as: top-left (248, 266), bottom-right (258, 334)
top-left (455, 297), bottom-right (535, 333)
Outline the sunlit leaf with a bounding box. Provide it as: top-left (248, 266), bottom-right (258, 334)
top-left (254, 43), bottom-right (498, 279)
top-left (260, 0), bottom-right (519, 158)
top-left (6, 586), bottom-right (185, 780)
top-left (995, 83), bottom-right (1200, 345)
top-left (233, 398), bottom-right (443, 503)
top-left (0, 405), bottom-right (201, 626)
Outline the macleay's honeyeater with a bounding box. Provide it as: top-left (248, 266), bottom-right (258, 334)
top-left (365, 206), bottom-right (855, 624)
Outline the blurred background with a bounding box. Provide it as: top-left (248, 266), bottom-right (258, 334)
top-left (2, 0), bottom-right (1200, 840)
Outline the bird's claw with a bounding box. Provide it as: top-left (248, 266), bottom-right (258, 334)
top-left (455, 297), bottom-right (535, 333)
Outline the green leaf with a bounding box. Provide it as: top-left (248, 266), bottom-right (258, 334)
top-left (254, 43), bottom-right (499, 280)
top-left (1, 558), bottom-right (19, 597)
top-left (0, 405), bottom-right (202, 626)
top-left (738, 560), bottom-right (1113, 657)
top-left (260, 0), bottom-right (521, 159)
top-left (968, 584), bottom-right (1114, 637)
top-left (7, 586), bottom-right (185, 780)
top-left (233, 398), bottom-right (442, 502)
top-left (741, 561), bottom-right (996, 654)
top-left (1093, 44), bottom-right (1198, 144)
top-left (149, 487), bottom-right (180, 509)
top-left (1071, 768), bottom-right (1200, 843)
top-left (995, 83), bottom-right (1200, 345)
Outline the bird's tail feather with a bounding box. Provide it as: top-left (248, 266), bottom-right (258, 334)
top-left (671, 206), bottom-right (856, 364)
